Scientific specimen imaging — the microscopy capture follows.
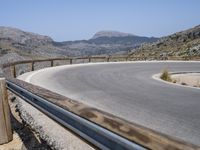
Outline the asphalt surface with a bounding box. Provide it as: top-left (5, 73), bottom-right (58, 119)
top-left (20, 61), bottom-right (200, 145)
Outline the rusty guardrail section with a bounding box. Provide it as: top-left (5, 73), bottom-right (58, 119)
top-left (1, 56), bottom-right (200, 150)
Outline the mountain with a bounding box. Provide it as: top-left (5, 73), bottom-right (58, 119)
top-left (130, 25), bottom-right (200, 58)
top-left (0, 26), bottom-right (67, 58)
top-left (0, 27), bottom-right (158, 62)
top-left (0, 26), bottom-right (53, 44)
top-left (89, 31), bottom-right (157, 45)
top-left (91, 31), bottom-right (135, 39)
top-left (1, 25), bottom-right (200, 64)
top-left (54, 31), bottom-right (158, 56)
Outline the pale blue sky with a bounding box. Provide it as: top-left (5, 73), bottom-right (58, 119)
top-left (1, 0), bottom-right (200, 41)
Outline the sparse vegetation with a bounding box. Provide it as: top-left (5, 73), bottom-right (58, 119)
top-left (130, 25), bottom-right (200, 59)
top-left (170, 73), bottom-right (200, 88)
top-left (160, 69), bottom-right (172, 82)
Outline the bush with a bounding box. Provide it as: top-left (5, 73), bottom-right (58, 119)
top-left (160, 69), bottom-right (172, 82)
top-left (181, 82), bottom-right (187, 85)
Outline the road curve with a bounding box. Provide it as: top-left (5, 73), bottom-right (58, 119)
top-left (19, 61), bottom-right (200, 146)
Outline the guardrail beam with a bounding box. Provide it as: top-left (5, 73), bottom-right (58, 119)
top-left (1, 56), bottom-right (200, 149)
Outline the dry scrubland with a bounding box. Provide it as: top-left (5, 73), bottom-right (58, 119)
top-left (130, 25), bottom-right (200, 59)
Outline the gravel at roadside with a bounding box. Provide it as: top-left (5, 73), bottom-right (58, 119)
top-left (0, 93), bottom-right (52, 150)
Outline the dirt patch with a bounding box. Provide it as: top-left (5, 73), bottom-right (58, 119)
top-left (0, 132), bottom-right (24, 150)
top-left (171, 73), bottom-right (200, 88)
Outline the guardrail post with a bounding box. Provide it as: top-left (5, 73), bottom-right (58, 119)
top-left (31, 62), bottom-right (35, 71)
top-left (50, 60), bottom-right (54, 67)
top-left (0, 78), bottom-right (12, 144)
top-left (107, 56), bottom-right (110, 62)
top-left (13, 65), bottom-right (16, 78)
top-left (70, 59), bottom-right (72, 64)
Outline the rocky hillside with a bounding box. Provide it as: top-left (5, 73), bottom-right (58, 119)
top-left (0, 27), bottom-right (53, 45)
top-left (0, 27), bottom-right (69, 59)
top-left (130, 25), bottom-right (200, 58)
top-left (0, 27), bottom-right (158, 62)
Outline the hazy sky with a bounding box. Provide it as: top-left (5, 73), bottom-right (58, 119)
top-left (1, 0), bottom-right (200, 41)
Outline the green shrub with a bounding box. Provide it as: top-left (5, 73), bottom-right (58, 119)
top-left (160, 69), bottom-right (172, 82)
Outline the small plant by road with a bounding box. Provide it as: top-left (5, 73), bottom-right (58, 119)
top-left (160, 69), bottom-right (172, 82)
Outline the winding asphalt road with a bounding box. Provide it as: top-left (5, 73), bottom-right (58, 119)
top-left (20, 61), bottom-right (200, 145)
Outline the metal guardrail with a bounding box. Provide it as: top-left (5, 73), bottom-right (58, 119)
top-left (6, 80), bottom-right (145, 150)
top-left (1, 56), bottom-right (200, 150)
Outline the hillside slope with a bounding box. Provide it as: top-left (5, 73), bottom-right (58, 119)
top-left (0, 27), bottom-right (69, 59)
top-left (130, 25), bottom-right (200, 58)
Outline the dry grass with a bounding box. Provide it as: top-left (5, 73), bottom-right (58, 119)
top-left (160, 69), bottom-right (172, 82)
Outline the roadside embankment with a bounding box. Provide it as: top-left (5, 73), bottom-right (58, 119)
top-left (0, 93), bottom-right (52, 150)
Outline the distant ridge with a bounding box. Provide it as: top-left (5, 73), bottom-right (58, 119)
top-left (92, 31), bottom-right (135, 39)
top-left (0, 27), bottom-right (158, 60)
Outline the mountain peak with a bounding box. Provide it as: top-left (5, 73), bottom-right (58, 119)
top-left (92, 30), bottom-right (135, 39)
